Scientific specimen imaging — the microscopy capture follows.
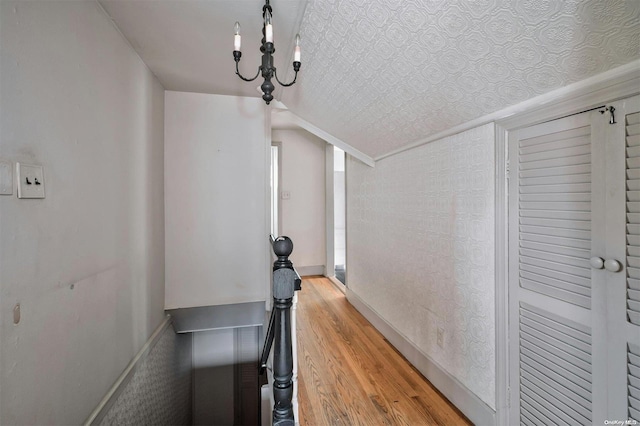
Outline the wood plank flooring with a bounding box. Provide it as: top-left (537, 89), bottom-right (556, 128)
top-left (296, 277), bottom-right (472, 426)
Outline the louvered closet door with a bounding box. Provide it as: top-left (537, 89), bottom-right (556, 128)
top-left (508, 110), bottom-right (606, 425)
top-left (599, 95), bottom-right (640, 423)
top-left (509, 95), bottom-right (640, 425)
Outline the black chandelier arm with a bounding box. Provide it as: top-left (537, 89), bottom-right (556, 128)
top-left (274, 68), bottom-right (298, 87)
top-left (236, 62), bottom-right (262, 82)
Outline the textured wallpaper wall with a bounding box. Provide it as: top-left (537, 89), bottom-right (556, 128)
top-left (347, 123), bottom-right (496, 409)
top-left (98, 326), bottom-right (192, 425)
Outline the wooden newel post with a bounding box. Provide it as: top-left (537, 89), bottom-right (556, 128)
top-left (272, 237), bottom-right (296, 426)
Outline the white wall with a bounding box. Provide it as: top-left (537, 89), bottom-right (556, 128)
top-left (272, 129), bottom-right (326, 271)
top-left (347, 124), bottom-right (496, 410)
top-left (164, 91), bottom-right (268, 309)
top-left (0, 1), bottom-right (165, 424)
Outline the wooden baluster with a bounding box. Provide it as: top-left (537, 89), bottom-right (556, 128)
top-left (272, 237), bottom-right (296, 425)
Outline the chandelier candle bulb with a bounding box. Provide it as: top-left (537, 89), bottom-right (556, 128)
top-left (234, 22), bottom-right (241, 51)
top-left (265, 23), bottom-right (273, 43)
top-left (294, 34), bottom-right (301, 62)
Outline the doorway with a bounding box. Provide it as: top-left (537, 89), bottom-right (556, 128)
top-left (270, 142), bottom-right (281, 238)
top-left (334, 147), bottom-right (346, 284)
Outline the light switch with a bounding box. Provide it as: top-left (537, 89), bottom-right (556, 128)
top-left (281, 190), bottom-right (291, 200)
top-left (0, 160), bottom-right (12, 195)
top-left (16, 163), bottom-right (45, 199)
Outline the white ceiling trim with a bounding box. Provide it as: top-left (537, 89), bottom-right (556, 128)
top-left (376, 59), bottom-right (640, 161)
top-left (278, 111), bottom-right (375, 167)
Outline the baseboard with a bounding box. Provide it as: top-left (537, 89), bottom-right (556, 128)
top-left (346, 289), bottom-right (497, 426)
top-left (296, 265), bottom-right (324, 277)
top-left (84, 316), bottom-right (173, 425)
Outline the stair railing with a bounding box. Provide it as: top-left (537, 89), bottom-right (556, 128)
top-left (261, 236), bottom-right (301, 425)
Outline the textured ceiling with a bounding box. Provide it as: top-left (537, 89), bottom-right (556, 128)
top-left (280, 0), bottom-right (640, 158)
top-left (101, 0), bottom-right (640, 158)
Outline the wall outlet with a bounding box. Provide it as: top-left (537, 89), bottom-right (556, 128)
top-left (16, 162), bottom-right (45, 199)
top-left (281, 190), bottom-right (291, 200)
top-left (437, 327), bottom-right (445, 348)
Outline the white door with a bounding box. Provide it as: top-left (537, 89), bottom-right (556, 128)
top-left (508, 95), bottom-right (640, 425)
top-left (600, 95), bottom-right (640, 422)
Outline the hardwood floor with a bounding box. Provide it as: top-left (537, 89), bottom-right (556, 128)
top-left (296, 277), bottom-right (472, 426)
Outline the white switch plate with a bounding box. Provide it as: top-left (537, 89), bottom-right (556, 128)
top-left (0, 160), bottom-right (12, 195)
top-left (16, 163), bottom-right (45, 199)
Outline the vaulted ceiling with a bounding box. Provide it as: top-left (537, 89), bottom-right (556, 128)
top-left (100, 0), bottom-right (640, 158)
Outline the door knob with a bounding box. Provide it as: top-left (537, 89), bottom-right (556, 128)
top-left (604, 259), bottom-right (622, 272)
top-left (590, 257), bottom-right (604, 269)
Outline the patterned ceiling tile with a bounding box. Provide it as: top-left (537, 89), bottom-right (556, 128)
top-left (457, 32), bottom-right (492, 60)
top-left (514, 0), bottom-right (564, 24)
top-left (281, 0), bottom-right (640, 158)
top-left (460, 0), bottom-right (501, 19)
top-left (536, 16), bottom-right (588, 51)
top-left (483, 10), bottom-right (525, 44)
top-left (420, 27), bottom-right (449, 52)
top-left (503, 39), bottom-right (543, 68)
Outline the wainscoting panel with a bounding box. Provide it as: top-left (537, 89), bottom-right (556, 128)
top-left (92, 320), bottom-right (192, 425)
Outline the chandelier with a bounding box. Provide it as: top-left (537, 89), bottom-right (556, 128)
top-left (233, 0), bottom-right (301, 105)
